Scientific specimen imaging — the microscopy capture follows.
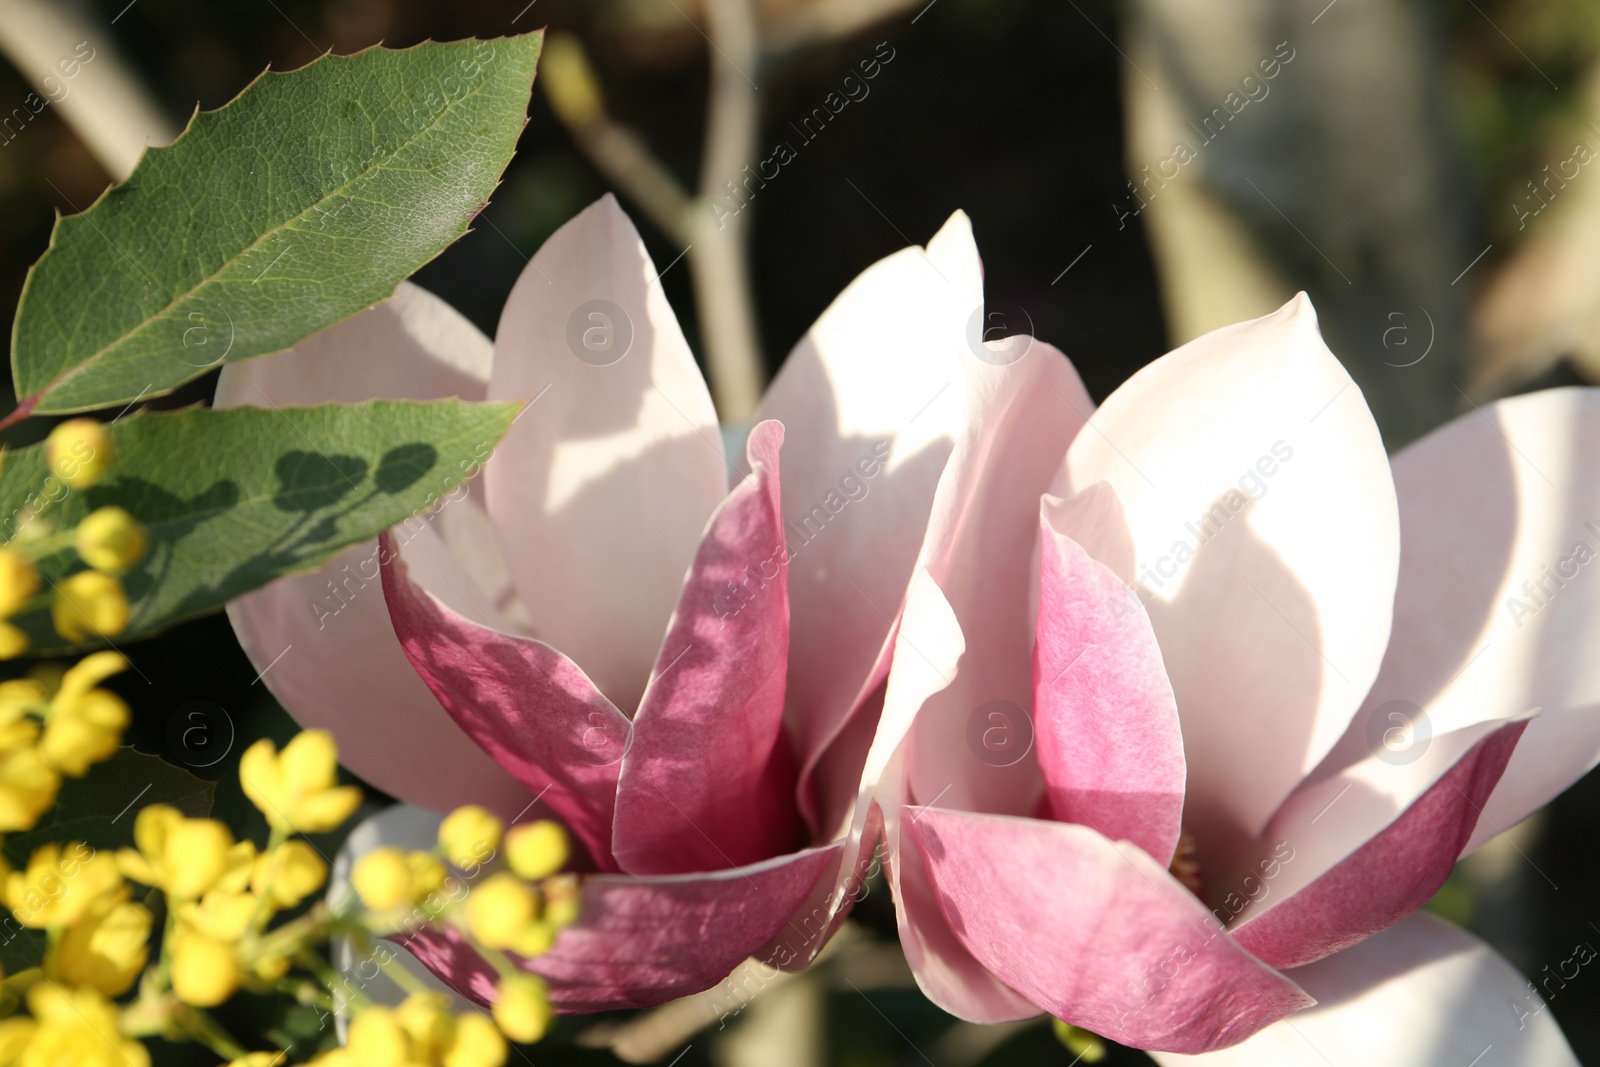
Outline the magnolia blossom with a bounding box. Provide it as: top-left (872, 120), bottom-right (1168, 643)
top-left (861, 292), bottom-right (1598, 1061)
top-left (218, 195), bottom-right (1070, 1009)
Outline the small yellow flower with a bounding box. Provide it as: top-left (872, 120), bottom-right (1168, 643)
top-left (252, 839), bottom-right (327, 908)
top-left (0, 1018), bottom-right (37, 1062)
top-left (511, 921), bottom-right (556, 959)
top-left (239, 730), bottom-right (362, 833)
top-left (444, 1012), bottom-right (507, 1067)
top-left (0, 550), bottom-right (38, 618)
top-left (73, 507), bottom-right (149, 574)
top-left (408, 851), bottom-right (447, 898)
top-left (5, 843), bottom-right (121, 928)
top-left (51, 570), bottom-right (130, 643)
top-left (439, 805), bottom-right (502, 870)
top-left (27, 982), bottom-right (149, 1067)
top-left (116, 804), bottom-right (234, 900)
top-left (0, 622), bottom-right (28, 660)
top-left (38, 650), bottom-right (131, 776)
top-left (171, 930), bottom-right (239, 1006)
top-left (396, 992), bottom-right (455, 1062)
top-left (464, 873), bottom-right (535, 950)
top-left (505, 821), bottom-right (569, 881)
top-left (352, 847), bottom-right (413, 912)
top-left (347, 1007), bottom-right (410, 1064)
top-left (45, 418), bottom-right (115, 490)
top-left (0, 743), bottom-right (58, 831)
top-left (543, 874), bottom-right (581, 930)
top-left (178, 889), bottom-right (259, 943)
top-left (492, 974), bottom-right (553, 1044)
top-left (51, 899), bottom-right (152, 995)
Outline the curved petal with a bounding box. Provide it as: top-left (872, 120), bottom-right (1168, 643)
top-left (401, 844), bottom-right (843, 1014)
top-left (485, 194), bottom-right (726, 714)
top-left (1061, 294), bottom-right (1401, 863)
top-left (867, 571), bottom-right (1042, 1023)
top-left (1311, 388), bottom-right (1600, 853)
top-left (219, 282), bottom-right (530, 815)
top-left (381, 533), bottom-right (630, 870)
top-left (612, 421), bottom-right (803, 874)
top-left (754, 212), bottom-right (983, 833)
top-left (1035, 503), bottom-right (1185, 866)
top-left (906, 807), bottom-right (1311, 1052)
top-left (1232, 720), bottom-right (1527, 969)
top-left (1152, 913), bottom-right (1580, 1067)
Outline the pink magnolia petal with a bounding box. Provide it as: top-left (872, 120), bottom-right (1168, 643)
top-left (219, 282), bottom-right (530, 815)
top-left (399, 844), bottom-right (843, 1013)
top-left (755, 212), bottom-right (984, 835)
top-left (1061, 294), bottom-right (1401, 865)
top-left (907, 807), bottom-right (1311, 1052)
top-left (380, 533), bottom-right (631, 870)
top-left (612, 421), bottom-right (803, 875)
top-left (1311, 388), bottom-right (1600, 853)
top-left (1035, 506), bottom-right (1185, 866)
top-left (1231, 720), bottom-right (1527, 970)
top-left (1152, 914), bottom-right (1579, 1067)
top-left (867, 571), bottom-right (1044, 1022)
top-left (485, 194), bottom-right (727, 714)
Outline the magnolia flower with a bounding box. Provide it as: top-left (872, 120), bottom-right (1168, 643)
top-left (220, 196), bottom-right (1058, 1009)
top-left (862, 294), bottom-right (1596, 1061)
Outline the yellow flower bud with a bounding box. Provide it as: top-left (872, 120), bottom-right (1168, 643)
top-left (505, 821), bottom-right (569, 881)
top-left (444, 1012), bottom-right (507, 1067)
top-left (39, 689), bottom-right (129, 776)
top-left (352, 846), bottom-right (413, 912)
top-left (172, 931), bottom-right (239, 1006)
top-left (51, 899), bottom-right (151, 996)
top-left (254, 839), bottom-right (326, 908)
top-left (465, 873), bottom-right (535, 950)
top-left (239, 730), bottom-right (362, 833)
top-left (229, 1055), bottom-right (289, 1067)
top-left (348, 1007), bottom-right (409, 1065)
top-left (511, 920), bottom-right (556, 959)
top-left (397, 992), bottom-right (456, 1061)
top-left (0, 622), bottom-right (28, 660)
top-left (27, 983), bottom-right (148, 1067)
top-left (542, 874), bottom-right (581, 930)
top-left (74, 507), bottom-right (148, 574)
top-left (0, 550), bottom-right (39, 618)
top-left (5, 843), bottom-right (121, 928)
top-left (439, 805), bottom-right (502, 870)
top-left (408, 850), bottom-right (447, 898)
top-left (0, 1018), bottom-right (37, 1062)
top-left (178, 889), bottom-right (258, 943)
top-left (0, 744), bottom-right (58, 832)
top-left (51, 570), bottom-right (130, 644)
top-left (46, 418), bottom-right (115, 490)
top-left (116, 804), bottom-right (234, 899)
top-left (492, 974), bottom-right (552, 1044)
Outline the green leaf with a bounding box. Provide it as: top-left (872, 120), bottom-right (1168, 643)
top-left (11, 34), bottom-right (542, 415)
top-left (0, 398), bottom-right (517, 649)
top-left (1, 747), bottom-right (214, 868)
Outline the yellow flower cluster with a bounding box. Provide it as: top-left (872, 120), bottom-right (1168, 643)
top-left (294, 994), bottom-right (508, 1067)
top-left (0, 419), bottom-right (147, 658)
top-left (0, 652), bottom-right (131, 832)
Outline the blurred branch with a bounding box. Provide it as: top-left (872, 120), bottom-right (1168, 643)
top-left (764, 0), bottom-right (924, 57)
top-left (0, 0), bottom-right (175, 181)
top-left (687, 0), bottom-right (765, 422)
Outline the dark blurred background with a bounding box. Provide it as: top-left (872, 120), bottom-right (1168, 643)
top-left (1, 0), bottom-right (1598, 1063)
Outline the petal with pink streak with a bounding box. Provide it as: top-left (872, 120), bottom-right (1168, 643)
top-left (398, 844), bottom-right (843, 1013)
top-left (485, 195), bottom-right (727, 715)
top-left (612, 421), bottom-right (804, 875)
top-left (219, 282), bottom-right (530, 815)
top-left (1308, 388), bottom-right (1600, 854)
top-left (755, 213), bottom-right (982, 834)
top-left (1061, 294), bottom-right (1401, 864)
top-left (906, 807), bottom-right (1312, 1053)
top-left (866, 571), bottom-right (1042, 1023)
top-left (1035, 505), bottom-right (1185, 866)
top-left (380, 533), bottom-right (631, 870)
top-left (1230, 720), bottom-right (1527, 970)
top-left (1152, 913), bottom-right (1579, 1067)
